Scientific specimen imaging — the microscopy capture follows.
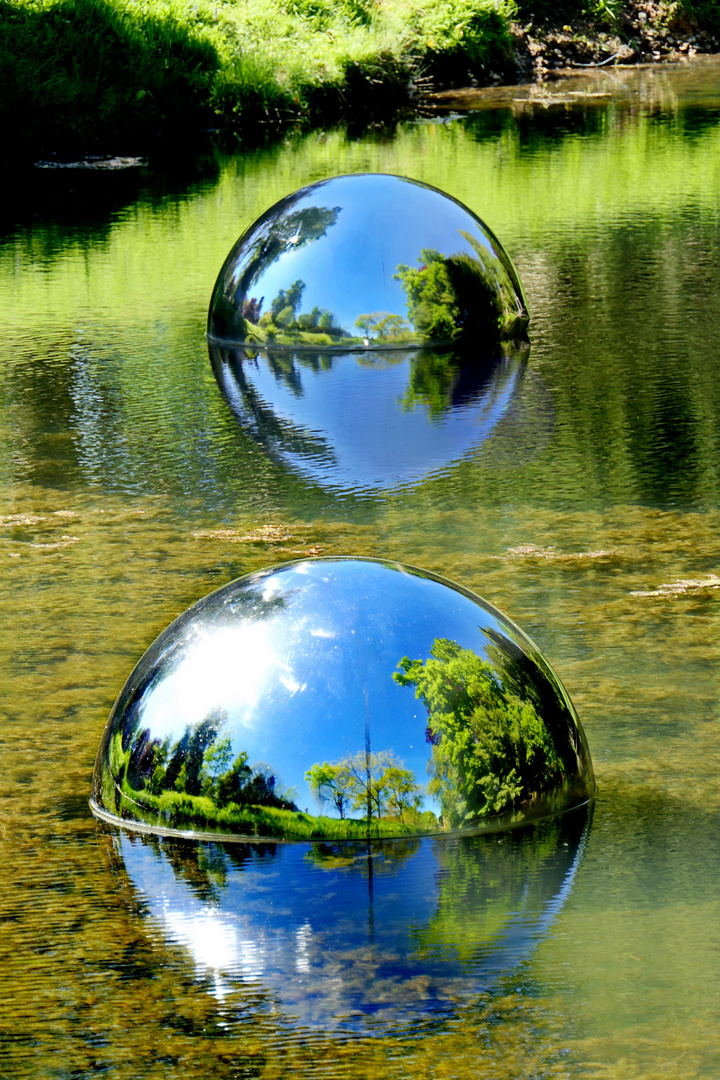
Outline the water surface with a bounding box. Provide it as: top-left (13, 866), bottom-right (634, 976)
top-left (2, 58), bottom-right (720, 1078)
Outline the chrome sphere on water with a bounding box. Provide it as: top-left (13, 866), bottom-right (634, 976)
top-left (90, 557), bottom-right (595, 842)
top-left (207, 173), bottom-right (529, 349)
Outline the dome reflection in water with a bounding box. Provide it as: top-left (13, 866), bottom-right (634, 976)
top-left (112, 810), bottom-right (590, 1031)
top-left (209, 343), bottom-right (528, 492)
top-left (90, 558), bottom-right (595, 843)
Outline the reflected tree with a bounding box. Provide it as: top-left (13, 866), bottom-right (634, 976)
top-left (305, 760), bottom-right (355, 818)
top-left (354, 311), bottom-right (411, 343)
top-left (255, 281), bottom-right (347, 344)
top-left (413, 818), bottom-right (577, 963)
top-left (399, 349), bottom-right (471, 417)
top-left (394, 239), bottom-right (522, 344)
top-left (394, 249), bottom-right (460, 342)
top-left (306, 750), bottom-right (424, 824)
top-left (270, 279), bottom-right (305, 327)
top-left (383, 763), bottom-right (423, 823)
top-left (394, 638), bottom-right (565, 827)
top-left (232, 203), bottom-right (341, 303)
top-left (304, 835), bottom-right (422, 872)
top-left (210, 201), bottom-right (341, 341)
top-left (481, 626), bottom-right (587, 779)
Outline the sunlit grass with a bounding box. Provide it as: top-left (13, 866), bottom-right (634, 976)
top-left (0, 0), bottom-right (515, 158)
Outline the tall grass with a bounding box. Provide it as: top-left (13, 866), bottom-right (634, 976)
top-left (2, 0), bottom-right (720, 161)
top-left (1, 0), bottom-right (516, 160)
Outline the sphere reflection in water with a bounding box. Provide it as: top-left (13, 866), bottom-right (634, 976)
top-left (112, 810), bottom-right (590, 1031)
top-left (90, 558), bottom-right (595, 843)
top-left (207, 173), bottom-right (529, 350)
top-left (209, 342), bottom-right (528, 492)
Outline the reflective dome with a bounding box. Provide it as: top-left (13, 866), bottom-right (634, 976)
top-left (90, 558), bottom-right (595, 843)
top-left (209, 342), bottom-right (528, 492)
top-left (207, 174), bottom-right (529, 350)
top-left (113, 810), bottom-right (590, 1031)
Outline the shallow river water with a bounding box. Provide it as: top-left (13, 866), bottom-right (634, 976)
top-left (2, 58), bottom-right (720, 1079)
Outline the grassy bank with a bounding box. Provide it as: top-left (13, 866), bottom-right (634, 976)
top-left (2, 0), bottom-right (720, 162)
top-left (1, 0), bottom-right (515, 161)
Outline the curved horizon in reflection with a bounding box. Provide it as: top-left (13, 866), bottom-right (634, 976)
top-left (112, 807), bottom-right (590, 1032)
top-left (91, 557), bottom-right (595, 844)
top-left (209, 343), bottom-right (529, 493)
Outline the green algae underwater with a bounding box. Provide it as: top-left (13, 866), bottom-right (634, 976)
top-left (3, 59), bottom-right (720, 1078)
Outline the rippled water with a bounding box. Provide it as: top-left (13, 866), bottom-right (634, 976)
top-left (3, 58), bottom-right (720, 1078)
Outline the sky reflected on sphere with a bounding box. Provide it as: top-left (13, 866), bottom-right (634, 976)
top-left (207, 173), bottom-right (529, 350)
top-left (91, 558), bottom-right (594, 843)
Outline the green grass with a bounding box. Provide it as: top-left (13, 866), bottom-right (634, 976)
top-left (117, 771), bottom-right (434, 840)
top-left (3, 0), bottom-right (720, 161)
top-left (104, 730), bottom-right (437, 841)
top-left (1, 0), bottom-right (516, 160)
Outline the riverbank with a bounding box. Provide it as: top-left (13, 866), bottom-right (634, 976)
top-left (2, 0), bottom-right (719, 164)
top-left (510, 0), bottom-right (720, 82)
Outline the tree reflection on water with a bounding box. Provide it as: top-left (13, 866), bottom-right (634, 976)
top-left (115, 807), bottom-right (589, 1032)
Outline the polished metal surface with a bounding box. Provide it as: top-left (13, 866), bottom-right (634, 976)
top-left (115, 809), bottom-right (590, 1030)
top-left (207, 174), bottom-right (529, 350)
top-left (209, 342), bottom-right (528, 492)
top-left (90, 557), bottom-right (595, 843)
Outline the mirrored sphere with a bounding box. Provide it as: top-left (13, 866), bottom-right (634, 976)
top-left (90, 557), bottom-right (595, 843)
top-left (209, 342), bottom-right (528, 493)
top-left (207, 174), bottom-right (529, 350)
top-left (112, 810), bottom-right (590, 1031)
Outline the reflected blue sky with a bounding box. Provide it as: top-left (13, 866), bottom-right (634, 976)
top-left (212, 349), bottom-right (526, 492)
top-left (116, 810), bottom-right (589, 1031)
top-left (99, 557), bottom-right (590, 824)
top-left (208, 173), bottom-right (528, 348)
top-left (249, 175), bottom-right (506, 335)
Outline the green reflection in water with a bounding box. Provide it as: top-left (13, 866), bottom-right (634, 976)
top-left (3, 59), bottom-right (720, 1078)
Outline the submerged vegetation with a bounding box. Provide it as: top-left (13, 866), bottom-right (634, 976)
top-left (3, 0), bottom-right (720, 161)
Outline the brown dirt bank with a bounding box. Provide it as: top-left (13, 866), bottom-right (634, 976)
top-left (512, 0), bottom-right (719, 81)
top-left (422, 0), bottom-right (720, 100)
top-left (425, 52), bottom-right (720, 120)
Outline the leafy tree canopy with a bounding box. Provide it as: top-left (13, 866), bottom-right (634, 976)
top-left (394, 638), bottom-right (565, 827)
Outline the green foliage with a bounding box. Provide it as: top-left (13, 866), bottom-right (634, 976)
top-left (395, 249), bottom-right (461, 342)
top-left (396, 0), bottom-right (516, 65)
top-left (355, 311), bottom-right (412, 342)
top-left (394, 638), bottom-right (565, 827)
top-left (0, 0), bottom-right (220, 157)
top-left (1, 0), bottom-right (519, 158)
top-left (110, 723), bottom-right (434, 839)
top-left (679, 0), bottom-right (720, 29)
top-left (513, 0), bottom-right (621, 24)
top-left (394, 240), bottom-right (516, 343)
top-left (305, 760), bottom-right (355, 817)
top-left (399, 351), bottom-right (463, 417)
top-left (415, 819), bottom-right (569, 962)
top-left (307, 749), bottom-right (425, 824)
top-left (383, 763), bottom-right (423, 821)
